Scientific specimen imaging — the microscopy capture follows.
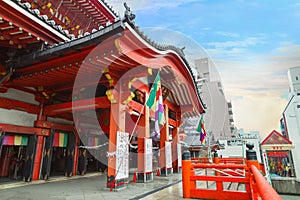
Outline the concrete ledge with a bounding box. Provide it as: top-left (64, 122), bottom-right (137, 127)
top-left (272, 177), bottom-right (300, 195)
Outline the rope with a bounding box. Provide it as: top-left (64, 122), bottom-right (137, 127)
top-left (79, 142), bottom-right (108, 149)
top-left (129, 143), bottom-right (138, 149)
top-left (112, 69), bottom-right (161, 189)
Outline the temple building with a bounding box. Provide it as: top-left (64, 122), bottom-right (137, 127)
top-left (0, 0), bottom-right (205, 189)
top-left (280, 66), bottom-right (300, 180)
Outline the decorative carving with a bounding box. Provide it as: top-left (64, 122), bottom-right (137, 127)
top-left (122, 92), bottom-right (135, 104)
top-left (106, 89), bottom-right (117, 103)
top-left (124, 2), bottom-right (135, 23)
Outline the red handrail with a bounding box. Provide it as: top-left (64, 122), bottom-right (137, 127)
top-left (193, 163), bottom-right (246, 169)
top-left (251, 165), bottom-right (282, 200)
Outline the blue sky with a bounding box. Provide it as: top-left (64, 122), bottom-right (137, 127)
top-left (110, 0), bottom-right (300, 138)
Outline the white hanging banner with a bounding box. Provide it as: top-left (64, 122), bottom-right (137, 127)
top-left (177, 143), bottom-right (182, 167)
top-left (262, 150), bottom-right (272, 184)
top-left (144, 138), bottom-right (153, 173)
top-left (115, 131), bottom-right (129, 180)
top-left (165, 141), bottom-right (172, 168)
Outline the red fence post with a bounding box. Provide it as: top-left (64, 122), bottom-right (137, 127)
top-left (213, 152), bottom-right (220, 177)
top-left (245, 143), bottom-right (260, 170)
top-left (182, 149), bottom-right (192, 198)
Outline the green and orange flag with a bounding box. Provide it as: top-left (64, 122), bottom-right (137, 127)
top-left (146, 72), bottom-right (165, 137)
top-left (197, 115), bottom-right (206, 144)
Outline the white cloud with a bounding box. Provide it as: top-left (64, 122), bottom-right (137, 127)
top-left (207, 36), bottom-right (265, 49)
top-left (294, 2), bottom-right (300, 7)
top-left (211, 53), bottom-right (296, 138)
top-left (272, 42), bottom-right (300, 55)
top-left (232, 93), bottom-right (287, 138)
top-left (206, 48), bottom-right (249, 60)
top-left (215, 31), bottom-right (240, 38)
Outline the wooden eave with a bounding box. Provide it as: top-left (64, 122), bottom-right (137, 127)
top-left (5, 20), bottom-right (205, 118)
top-left (0, 0), bottom-right (70, 45)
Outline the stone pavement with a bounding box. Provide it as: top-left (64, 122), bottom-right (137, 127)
top-left (0, 171), bottom-right (298, 200)
top-left (0, 172), bottom-right (182, 200)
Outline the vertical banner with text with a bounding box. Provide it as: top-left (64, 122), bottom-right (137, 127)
top-left (177, 143), bottom-right (182, 167)
top-left (144, 138), bottom-right (153, 173)
top-left (165, 141), bottom-right (172, 168)
top-left (116, 131), bottom-right (129, 180)
top-left (262, 150), bottom-right (271, 184)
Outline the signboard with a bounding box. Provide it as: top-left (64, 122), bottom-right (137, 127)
top-left (262, 150), bottom-right (271, 184)
top-left (115, 131), bottom-right (129, 180)
top-left (144, 138), bottom-right (153, 173)
top-left (165, 141), bottom-right (172, 168)
top-left (177, 143), bottom-right (182, 167)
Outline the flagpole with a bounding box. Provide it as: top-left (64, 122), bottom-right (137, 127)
top-left (127, 69), bottom-right (161, 146)
top-left (113, 69), bottom-right (162, 186)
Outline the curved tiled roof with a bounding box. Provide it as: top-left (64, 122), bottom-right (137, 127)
top-left (100, 0), bottom-right (119, 18)
top-left (8, 11), bottom-right (206, 116)
top-left (15, 0), bottom-right (71, 40)
top-left (131, 24), bottom-right (206, 112)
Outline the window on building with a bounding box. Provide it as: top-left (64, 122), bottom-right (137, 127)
top-left (296, 76), bottom-right (299, 81)
top-left (297, 105), bottom-right (300, 109)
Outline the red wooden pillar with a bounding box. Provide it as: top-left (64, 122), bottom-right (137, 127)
top-left (32, 99), bottom-right (46, 180)
top-left (73, 133), bottom-right (79, 176)
top-left (159, 104), bottom-right (172, 176)
top-left (32, 135), bottom-right (44, 180)
top-left (106, 89), bottom-right (126, 189)
top-left (137, 92), bottom-right (152, 182)
top-left (172, 124), bottom-right (180, 173)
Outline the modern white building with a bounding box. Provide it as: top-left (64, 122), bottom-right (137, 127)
top-left (193, 58), bottom-right (234, 141)
top-left (281, 66), bottom-right (300, 180)
top-left (217, 135), bottom-right (262, 163)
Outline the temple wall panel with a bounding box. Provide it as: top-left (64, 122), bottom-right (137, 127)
top-left (0, 108), bottom-right (36, 127)
top-left (1, 88), bottom-right (38, 105)
top-left (47, 117), bottom-right (73, 125)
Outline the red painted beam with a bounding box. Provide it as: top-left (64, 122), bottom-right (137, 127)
top-left (0, 124), bottom-right (50, 136)
top-left (190, 175), bottom-right (249, 183)
top-left (128, 100), bottom-right (144, 114)
top-left (34, 120), bottom-right (74, 131)
top-left (89, 0), bottom-right (116, 22)
top-left (169, 118), bottom-right (177, 127)
top-left (164, 99), bottom-right (180, 111)
top-left (0, 97), bottom-right (39, 114)
top-left (193, 163), bottom-right (246, 170)
top-left (44, 96), bottom-right (110, 115)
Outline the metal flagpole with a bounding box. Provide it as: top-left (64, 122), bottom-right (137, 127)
top-left (113, 69), bottom-right (161, 186)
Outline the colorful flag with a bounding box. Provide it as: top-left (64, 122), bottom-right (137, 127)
top-left (197, 115), bottom-right (206, 144)
top-left (146, 72), bottom-right (165, 137)
top-left (2, 135), bottom-right (28, 146)
top-left (88, 137), bottom-right (100, 146)
top-left (53, 132), bottom-right (68, 147)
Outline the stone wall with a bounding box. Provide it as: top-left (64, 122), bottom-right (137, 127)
top-left (272, 177), bottom-right (300, 195)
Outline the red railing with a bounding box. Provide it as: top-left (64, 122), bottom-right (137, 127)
top-left (218, 157), bottom-right (245, 164)
top-left (191, 157), bottom-right (209, 163)
top-left (250, 165), bottom-right (282, 200)
top-left (182, 154), bottom-right (282, 200)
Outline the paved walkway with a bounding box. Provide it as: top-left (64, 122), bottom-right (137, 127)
top-left (0, 172), bottom-right (299, 200)
top-left (0, 172), bottom-right (181, 200)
